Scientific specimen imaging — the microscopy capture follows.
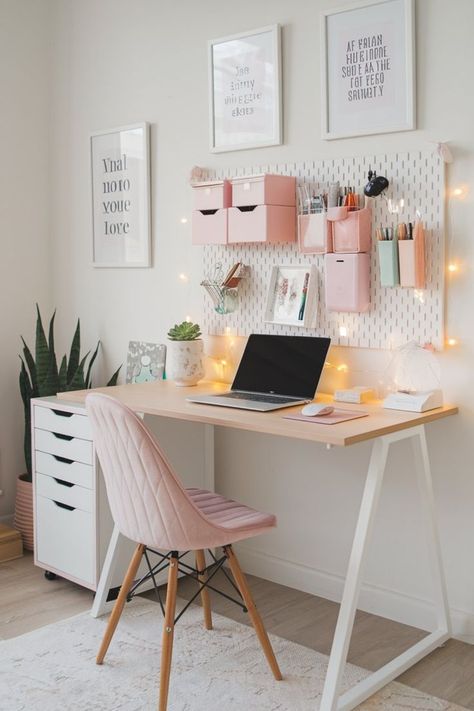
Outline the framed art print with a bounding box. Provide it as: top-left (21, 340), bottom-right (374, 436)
top-left (321, 0), bottom-right (415, 139)
top-left (265, 265), bottom-right (318, 328)
top-left (126, 341), bottom-right (166, 384)
top-left (208, 25), bottom-right (282, 152)
top-left (90, 122), bottom-right (151, 267)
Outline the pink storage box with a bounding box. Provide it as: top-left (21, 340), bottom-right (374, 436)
top-left (328, 206), bottom-right (372, 253)
top-left (231, 174), bottom-right (296, 208)
top-left (192, 209), bottom-right (227, 245)
top-left (192, 180), bottom-right (232, 211)
top-left (298, 213), bottom-right (332, 254)
top-left (325, 253), bottom-right (370, 312)
top-left (228, 205), bottom-right (296, 244)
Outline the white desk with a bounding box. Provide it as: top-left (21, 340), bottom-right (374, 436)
top-left (59, 380), bottom-right (458, 711)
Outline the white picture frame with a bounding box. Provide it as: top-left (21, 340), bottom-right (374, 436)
top-left (321, 0), bottom-right (415, 140)
top-left (265, 265), bottom-right (318, 328)
top-left (90, 122), bottom-right (151, 267)
top-left (208, 25), bottom-right (282, 153)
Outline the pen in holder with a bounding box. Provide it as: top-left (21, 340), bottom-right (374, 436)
top-left (398, 221), bottom-right (425, 288)
top-left (201, 262), bottom-right (248, 315)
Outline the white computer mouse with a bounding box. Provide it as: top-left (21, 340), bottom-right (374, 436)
top-left (301, 403), bottom-right (335, 417)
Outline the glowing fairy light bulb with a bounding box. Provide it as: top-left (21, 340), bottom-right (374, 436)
top-left (447, 337), bottom-right (458, 347)
top-left (448, 263), bottom-right (459, 273)
top-left (178, 273), bottom-right (188, 282)
top-left (180, 217), bottom-right (188, 224)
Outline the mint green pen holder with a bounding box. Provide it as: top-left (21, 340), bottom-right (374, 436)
top-left (378, 239), bottom-right (399, 287)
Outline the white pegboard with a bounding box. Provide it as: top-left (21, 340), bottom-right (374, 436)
top-left (202, 150), bottom-right (445, 350)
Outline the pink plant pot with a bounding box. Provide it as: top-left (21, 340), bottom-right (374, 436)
top-left (14, 474), bottom-right (34, 551)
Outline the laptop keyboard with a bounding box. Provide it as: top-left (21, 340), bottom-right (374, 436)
top-left (224, 392), bottom-right (300, 404)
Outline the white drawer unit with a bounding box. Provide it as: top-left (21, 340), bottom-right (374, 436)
top-left (34, 428), bottom-right (94, 465)
top-left (32, 396), bottom-right (148, 593)
top-left (35, 450), bottom-right (94, 489)
top-left (36, 472), bottom-right (94, 513)
top-left (36, 495), bottom-right (95, 585)
top-left (34, 404), bottom-right (92, 439)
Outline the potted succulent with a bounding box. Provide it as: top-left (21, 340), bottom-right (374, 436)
top-left (167, 321), bottom-right (204, 386)
top-left (15, 306), bottom-right (121, 550)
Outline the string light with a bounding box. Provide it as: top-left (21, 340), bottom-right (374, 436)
top-left (178, 273), bottom-right (188, 282)
top-left (447, 263), bottom-right (459, 273)
top-left (180, 217), bottom-right (188, 224)
top-left (185, 315), bottom-right (191, 322)
top-left (447, 337), bottom-right (458, 347)
top-left (325, 360), bottom-right (350, 373)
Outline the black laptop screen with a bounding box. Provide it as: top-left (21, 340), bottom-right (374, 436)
top-left (231, 335), bottom-right (331, 399)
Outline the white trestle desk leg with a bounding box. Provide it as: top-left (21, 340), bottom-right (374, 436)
top-left (203, 424), bottom-right (215, 493)
top-left (91, 524), bottom-right (122, 618)
top-left (320, 425), bottom-right (451, 711)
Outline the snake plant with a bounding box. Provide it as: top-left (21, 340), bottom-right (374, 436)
top-left (167, 321), bottom-right (201, 341)
top-left (19, 305), bottom-right (121, 480)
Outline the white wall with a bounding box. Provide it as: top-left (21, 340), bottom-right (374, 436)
top-left (10, 0), bottom-right (474, 638)
top-left (0, 0), bottom-right (53, 518)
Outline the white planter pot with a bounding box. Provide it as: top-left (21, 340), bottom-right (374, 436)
top-left (167, 340), bottom-right (204, 386)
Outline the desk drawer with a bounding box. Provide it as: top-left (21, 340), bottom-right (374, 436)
top-left (36, 472), bottom-right (94, 513)
top-left (36, 494), bottom-right (95, 585)
top-left (35, 451), bottom-right (94, 489)
top-left (34, 405), bottom-right (92, 439)
top-left (35, 428), bottom-right (93, 465)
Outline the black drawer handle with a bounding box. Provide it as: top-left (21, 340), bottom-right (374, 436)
top-left (237, 205), bottom-right (257, 212)
top-left (52, 455), bottom-right (74, 464)
top-left (51, 409), bottom-right (74, 418)
top-left (52, 432), bottom-right (74, 441)
top-left (53, 477), bottom-right (74, 488)
top-left (199, 208), bottom-right (218, 216)
top-left (53, 500), bottom-right (75, 511)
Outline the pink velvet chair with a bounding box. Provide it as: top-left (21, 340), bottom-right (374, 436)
top-left (85, 393), bottom-right (281, 711)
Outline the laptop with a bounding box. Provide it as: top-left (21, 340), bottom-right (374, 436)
top-left (187, 334), bottom-right (331, 412)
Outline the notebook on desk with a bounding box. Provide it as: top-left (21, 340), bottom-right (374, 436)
top-left (187, 334), bottom-right (331, 412)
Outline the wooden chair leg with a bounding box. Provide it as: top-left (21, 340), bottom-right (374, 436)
top-left (96, 543), bottom-right (145, 665)
top-left (224, 545), bottom-right (282, 681)
top-left (159, 552), bottom-right (179, 711)
top-left (195, 549), bottom-right (213, 630)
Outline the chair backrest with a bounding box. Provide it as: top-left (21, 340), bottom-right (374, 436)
top-left (86, 393), bottom-right (218, 551)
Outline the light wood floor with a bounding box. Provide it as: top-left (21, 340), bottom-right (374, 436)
top-left (2, 553), bottom-right (474, 708)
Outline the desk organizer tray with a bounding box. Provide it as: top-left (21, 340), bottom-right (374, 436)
top-left (283, 409), bottom-right (369, 425)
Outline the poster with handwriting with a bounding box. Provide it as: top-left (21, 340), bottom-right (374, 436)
top-left (323, 0), bottom-right (414, 139)
top-left (91, 124), bottom-right (150, 266)
top-left (210, 26), bottom-right (281, 152)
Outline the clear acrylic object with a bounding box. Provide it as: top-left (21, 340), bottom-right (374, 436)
top-left (201, 281), bottom-right (239, 315)
top-left (384, 341), bottom-right (441, 393)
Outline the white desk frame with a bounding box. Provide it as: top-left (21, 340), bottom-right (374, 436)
top-left (89, 418), bottom-right (450, 711)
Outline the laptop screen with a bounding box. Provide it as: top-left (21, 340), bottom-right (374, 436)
top-left (231, 334), bottom-right (331, 399)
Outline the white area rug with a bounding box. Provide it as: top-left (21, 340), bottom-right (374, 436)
top-left (0, 598), bottom-right (466, 711)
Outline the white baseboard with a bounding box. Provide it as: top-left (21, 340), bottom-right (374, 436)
top-left (234, 544), bottom-right (474, 645)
